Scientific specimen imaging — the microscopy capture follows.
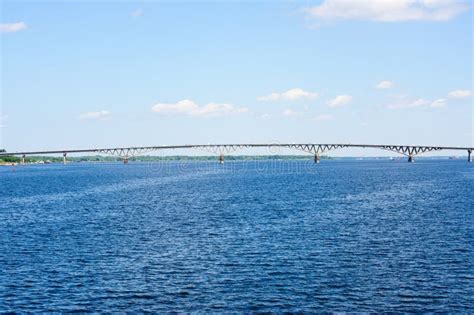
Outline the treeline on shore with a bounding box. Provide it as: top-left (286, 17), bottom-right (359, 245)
top-left (0, 155), bottom-right (333, 164)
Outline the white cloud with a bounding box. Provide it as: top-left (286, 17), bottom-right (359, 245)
top-left (388, 91), bottom-right (471, 110)
top-left (376, 80), bottom-right (394, 89)
top-left (131, 8), bottom-right (143, 17)
top-left (314, 114), bottom-right (333, 121)
top-left (305, 0), bottom-right (469, 23)
top-left (430, 98), bottom-right (447, 108)
top-left (327, 95), bottom-right (353, 107)
top-left (281, 109), bottom-right (302, 117)
top-left (387, 98), bottom-right (430, 109)
top-left (151, 99), bottom-right (248, 117)
top-left (448, 89), bottom-right (472, 98)
top-left (258, 88), bottom-right (318, 102)
top-left (79, 110), bottom-right (111, 120)
top-left (258, 93), bottom-right (279, 102)
top-left (0, 22), bottom-right (28, 33)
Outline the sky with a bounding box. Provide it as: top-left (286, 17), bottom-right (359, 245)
top-left (0, 0), bottom-right (473, 156)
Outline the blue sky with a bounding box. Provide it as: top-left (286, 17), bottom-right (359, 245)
top-left (1, 0), bottom-right (472, 156)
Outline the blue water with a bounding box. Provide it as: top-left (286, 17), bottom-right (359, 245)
top-left (1, 160), bottom-right (473, 312)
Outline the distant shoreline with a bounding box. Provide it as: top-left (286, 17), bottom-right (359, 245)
top-left (0, 155), bottom-right (467, 165)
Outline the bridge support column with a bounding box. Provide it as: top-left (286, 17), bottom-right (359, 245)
top-left (408, 155), bottom-right (414, 163)
top-left (63, 153), bottom-right (67, 165)
top-left (21, 154), bottom-right (26, 165)
top-left (219, 154), bottom-right (224, 165)
top-left (123, 156), bottom-right (129, 164)
top-left (468, 149), bottom-right (472, 163)
top-left (314, 153), bottom-right (320, 164)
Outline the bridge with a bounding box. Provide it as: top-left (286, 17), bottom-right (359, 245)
top-left (0, 143), bottom-right (472, 164)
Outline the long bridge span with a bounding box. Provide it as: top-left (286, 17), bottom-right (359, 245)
top-left (1, 143), bottom-right (472, 164)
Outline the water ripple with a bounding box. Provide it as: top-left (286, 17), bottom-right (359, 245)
top-left (0, 160), bottom-right (473, 312)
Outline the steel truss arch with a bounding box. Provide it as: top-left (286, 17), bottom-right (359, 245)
top-left (288, 144), bottom-right (347, 155)
top-left (97, 147), bottom-right (159, 159)
top-left (379, 145), bottom-right (443, 157)
top-left (197, 144), bottom-right (251, 155)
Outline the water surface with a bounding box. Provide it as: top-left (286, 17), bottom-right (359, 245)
top-left (1, 160), bottom-right (473, 312)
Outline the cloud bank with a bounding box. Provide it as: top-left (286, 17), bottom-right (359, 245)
top-left (152, 99), bottom-right (248, 117)
top-left (430, 98), bottom-right (447, 108)
top-left (305, 0), bottom-right (469, 22)
top-left (0, 22), bottom-right (28, 33)
top-left (387, 87), bottom-right (472, 109)
top-left (376, 80), bottom-right (394, 89)
top-left (281, 109), bottom-right (303, 117)
top-left (258, 88), bottom-right (318, 102)
top-left (448, 89), bottom-right (472, 98)
top-left (387, 98), bottom-right (430, 109)
top-left (327, 95), bottom-right (353, 107)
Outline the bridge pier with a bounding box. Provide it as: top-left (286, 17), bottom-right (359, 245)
top-left (408, 155), bottom-right (414, 163)
top-left (21, 154), bottom-right (26, 165)
top-left (314, 153), bottom-right (320, 164)
top-left (219, 154), bottom-right (224, 165)
top-left (468, 149), bottom-right (472, 163)
top-left (123, 156), bottom-right (129, 164)
top-left (63, 153), bottom-right (67, 165)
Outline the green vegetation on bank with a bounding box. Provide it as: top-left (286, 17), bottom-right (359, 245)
top-left (0, 156), bottom-right (21, 163)
top-left (0, 154), bottom-right (333, 164)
